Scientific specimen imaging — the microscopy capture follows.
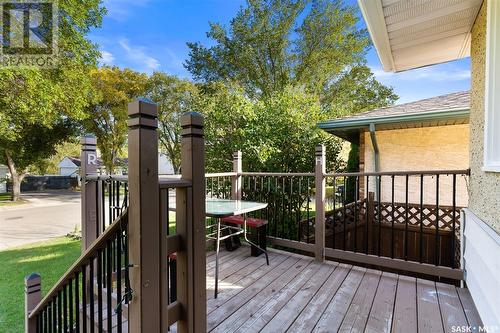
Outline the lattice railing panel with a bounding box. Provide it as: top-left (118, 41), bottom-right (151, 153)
top-left (375, 202), bottom-right (462, 231)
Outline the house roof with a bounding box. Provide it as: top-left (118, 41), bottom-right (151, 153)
top-left (67, 157), bottom-right (81, 167)
top-left (318, 91), bottom-right (470, 143)
top-left (358, 0), bottom-right (483, 72)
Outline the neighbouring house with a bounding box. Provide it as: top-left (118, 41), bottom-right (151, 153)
top-left (58, 157), bottom-right (82, 176)
top-left (158, 153), bottom-right (175, 175)
top-left (58, 156), bottom-right (123, 175)
top-left (58, 153), bottom-right (175, 176)
top-left (357, 0), bottom-right (499, 326)
top-left (318, 91), bottom-right (470, 207)
top-left (0, 164), bottom-right (8, 193)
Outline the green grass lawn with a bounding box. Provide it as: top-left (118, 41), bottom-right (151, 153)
top-left (0, 192), bottom-right (27, 207)
top-left (0, 237), bottom-right (81, 332)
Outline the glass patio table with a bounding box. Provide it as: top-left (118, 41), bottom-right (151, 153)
top-left (171, 198), bottom-right (269, 298)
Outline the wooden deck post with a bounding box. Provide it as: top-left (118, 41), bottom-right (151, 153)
top-left (24, 273), bottom-right (41, 333)
top-left (127, 99), bottom-right (161, 333)
top-left (315, 145), bottom-right (326, 262)
top-left (80, 136), bottom-right (98, 250)
top-left (177, 112), bottom-right (206, 333)
top-left (231, 151), bottom-right (242, 200)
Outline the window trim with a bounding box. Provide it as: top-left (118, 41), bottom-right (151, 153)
top-left (483, 0), bottom-right (500, 172)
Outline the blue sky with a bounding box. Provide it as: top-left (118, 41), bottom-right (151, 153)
top-left (89, 0), bottom-right (471, 104)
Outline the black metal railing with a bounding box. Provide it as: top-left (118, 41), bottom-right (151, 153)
top-left (29, 208), bottom-right (130, 333)
top-left (204, 167), bottom-right (468, 277)
top-left (86, 175), bottom-right (129, 235)
top-left (322, 170), bottom-right (469, 269)
top-left (240, 173), bottom-right (315, 244)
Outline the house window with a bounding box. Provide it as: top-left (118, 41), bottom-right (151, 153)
top-left (484, 0), bottom-right (500, 172)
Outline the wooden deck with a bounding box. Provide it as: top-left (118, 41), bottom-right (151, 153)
top-left (172, 245), bottom-right (482, 333)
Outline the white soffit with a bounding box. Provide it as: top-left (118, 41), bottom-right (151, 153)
top-left (359, 0), bottom-right (483, 72)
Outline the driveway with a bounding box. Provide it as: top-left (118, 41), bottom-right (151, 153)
top-left (0, 191), bottom-right (81, 251)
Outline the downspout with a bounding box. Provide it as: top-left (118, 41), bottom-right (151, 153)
top-left (369, 123), bottom-right (380, 200)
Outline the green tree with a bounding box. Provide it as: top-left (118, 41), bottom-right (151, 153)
top-left (345, 143), bottom-right (359, 202)
top-left (0, 1), bottom-right (105, 201)
top-left (254, 87), bottom-right (345, 172)
top-left (146, 73), bottom-right (198, 173)
top-left (0, 121), bottom-right (77, 200)
top-left (185, 0), bottom-right (383, 100)
top-left (185, 0), bottom-right (397, 174)
top-left (33, 140), bottom-right (81, 175)
top-left (194, 82), bottom-right (256, 172)
top-left (196, 83), bottom-right (344, 173)
top-left (321, 65), bottom-right (397, 116)
top-left (84, 67), bottom-right (148, 173)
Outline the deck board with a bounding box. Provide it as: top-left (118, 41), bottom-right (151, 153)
top-left (388, 275), bottom-right (417, 333)
top-left (288, 263), bottom-right (351, 332)
top-left (210, 257), bottom-right (312, 332)
top-left (260, 262), bottom-right (337, 333)
top-left (436, 282), bottom-right (469, 332)
top-left (456, 288), bottom-right (483, 332)
top-left (206, 253), bottom-right (288, 314)
top-left (338, 268), bottom-right (381, 332)
top-left (244, 262), bottom-right (331, 332)
top-left (206, 253), bottom-right (266, 290)
top-left (207, 251), bottom-right (261, 281)
top-left (169, 246), bottom-right (481, 333)
top-left (207, 256), bottom-right (308, 330)
top-left (312, 266), bottom-right (366, 332)
top-left (416, 278), bottom-right (444, 333)
top-left (364, 271), bottom-right (398, 333)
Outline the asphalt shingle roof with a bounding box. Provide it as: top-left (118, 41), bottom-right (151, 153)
top-left (337, 90), bottom-right (469, 121)
top-left (68, 157), bottom-right (81, 167)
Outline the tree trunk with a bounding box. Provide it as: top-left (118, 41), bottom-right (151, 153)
top-left (11, 174), bottom-right (22, 201)
top-left (173, 161), bottom-right (181, 174)
top-left (4, 150), bottom-right (25, 202)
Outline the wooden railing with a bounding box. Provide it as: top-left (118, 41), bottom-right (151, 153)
top-left (208, 147), bottom-right (469, 281)
top-left (25, 102), bottom-right (207, 333)
top-left (24, 105), bottom-right (469, 331)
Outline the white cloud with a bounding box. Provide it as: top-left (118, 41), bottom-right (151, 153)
top-left (370, 65), bottom-right (471, 84)
top-left (103, 0), bottom-right (150, 21)
top-left (119, 39), bottom-right (160, 73)
top-left (99, 50), bottom-right (114, 65)
top-left (163, 48), bottom-right (188, 76)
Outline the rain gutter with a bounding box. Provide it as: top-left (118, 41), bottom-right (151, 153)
top-left (317, 107), bottom-right (470, 131)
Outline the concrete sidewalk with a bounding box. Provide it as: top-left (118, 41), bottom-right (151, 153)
top-left (0, 191), bottom-right (81, 251)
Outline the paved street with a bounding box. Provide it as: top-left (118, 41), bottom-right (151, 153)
top-left (0, 191), bottom-right (81, 250)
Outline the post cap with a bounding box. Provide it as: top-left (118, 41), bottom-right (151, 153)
top-left (233, 151), bottom-right (242, 159)
top-left (315, 145), bottom-right (325, 154)
top-left (128, 98), bottom-right (157, 117)
top-left (25, 273), bottom-right (41, 285)
top-left (180, 112), bottom-right (204, 127)
top-left (80, 135), bottom-right (96, 145)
